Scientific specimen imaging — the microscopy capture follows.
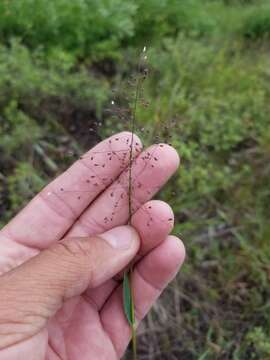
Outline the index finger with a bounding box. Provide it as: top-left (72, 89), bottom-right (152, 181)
top-left (1, 132), bottom-right (142, 249)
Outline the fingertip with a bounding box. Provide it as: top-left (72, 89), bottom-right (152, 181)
top-left (158, 143), bottom-right (180, 171)
top-left (147, 199), bottom-right (174, 227)
top-left (131, 200), bottom-right (175, 256)
top-left (132, 199), bottom-right (174, 229)
top-left (134, 234), bottom-right (185, 293)
top-left (151, 235), bottom-right (185, 279)
top-left (144, 199), bottom-right (175, 231)
top-left (166, 235), bottom-right (186, 268)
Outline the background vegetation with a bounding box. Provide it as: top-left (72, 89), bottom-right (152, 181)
top-left (0, 0), bottom-right (270, 358)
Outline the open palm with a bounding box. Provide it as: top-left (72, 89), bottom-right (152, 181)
top-left (0, 132), bottom-right (185, 360)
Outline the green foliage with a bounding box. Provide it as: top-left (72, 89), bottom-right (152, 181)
top-left (132, 0), bottom-right (216, 44)
top-left (0, 101), bottom-right (42, 156)
top-left (0, 0), bottom-right (136, 60)
top-left (0, 0), bottom-right (244, 60)
top-left (240, 2), bottom-right (270, 39)
top-left (0, 40), bottom-right (109, 111)
top-left (7, 162), bottom-right (46, 216)
top-left (144, 37), bottom-right (270, 214)
top-left (246, 327), bottom-right (270, 359)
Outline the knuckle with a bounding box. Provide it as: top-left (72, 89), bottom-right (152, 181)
top-left (57, 237), bottom-right (92, 259)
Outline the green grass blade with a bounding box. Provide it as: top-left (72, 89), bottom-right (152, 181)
top-left (123, 269), bottom-right (137, 359)
top-left (123, 270), bottom-right (133, 326)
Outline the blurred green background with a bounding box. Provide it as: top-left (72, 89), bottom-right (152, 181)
top-left (0, 0), bottom-right (270, 359)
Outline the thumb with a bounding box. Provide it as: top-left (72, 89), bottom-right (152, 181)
top-left (0, 225), bottom-right (139, 349)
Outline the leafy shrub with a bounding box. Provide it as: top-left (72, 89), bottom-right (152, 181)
top-left (223, 0), bottom-right (259, 4)
top-left (0, 40), bottom-right (109, 110)
top-left (245, 327), bottom-right (270, 359)
top-left (132, 0), bottom-right (216, 44)
top-left (0, 0), bottom-right (221, 60)
top-left (7, 162), bottom-right (46, 217)
top-left (240, 3), bottom-right (270, 39)
top-left (0, 0), bottom-right (136, 60)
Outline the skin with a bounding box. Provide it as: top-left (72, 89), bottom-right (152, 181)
top-left (0, 132), bottom-right (185, 360)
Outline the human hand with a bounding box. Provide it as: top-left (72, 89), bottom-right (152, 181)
top-left (0, 132), bottom-right (185, 360)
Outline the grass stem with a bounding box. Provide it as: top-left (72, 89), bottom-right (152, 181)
top-left (126, 49), bottom-right (145, 360)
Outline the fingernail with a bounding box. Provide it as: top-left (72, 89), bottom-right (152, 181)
top-left (101, 226), bottom-right (138, 250)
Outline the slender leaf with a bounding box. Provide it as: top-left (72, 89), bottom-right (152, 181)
top-left (123, 270), bottom-right (134, 326)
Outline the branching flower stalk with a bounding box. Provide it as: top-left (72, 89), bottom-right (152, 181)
top-left (123, 46), bottom-right (148, 360)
